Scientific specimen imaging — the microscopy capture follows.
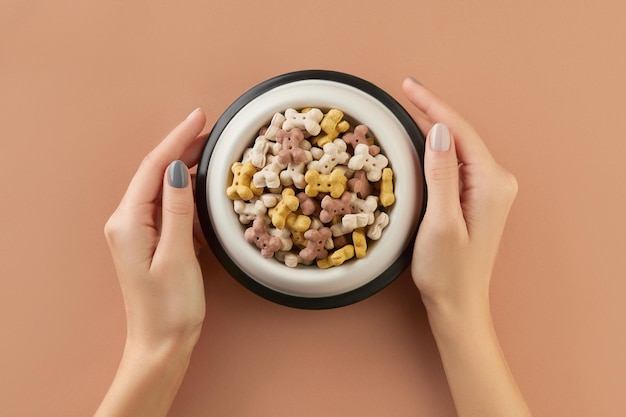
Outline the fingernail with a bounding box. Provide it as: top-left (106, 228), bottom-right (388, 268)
top-left (186, 107), bottom-right (201, 120)
top-left (168, 160), bottom-right (188, 188)
top-left (430, 123), bottom-right (451, 152)
top-left (408, 76), bottom-right (422, 86)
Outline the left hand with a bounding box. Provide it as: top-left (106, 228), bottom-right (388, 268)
top-left (104, 108), bottom-right (208, 352)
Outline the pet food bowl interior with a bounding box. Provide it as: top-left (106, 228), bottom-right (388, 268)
top-left (196, 70), bottom-right (425, 309)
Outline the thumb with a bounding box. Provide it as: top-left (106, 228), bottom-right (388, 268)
top-left (423, 123), bottom-right (462, 220)
top-left (159, 160), bottom-right (195, 255)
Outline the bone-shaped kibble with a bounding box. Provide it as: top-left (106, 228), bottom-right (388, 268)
top-left (379, 167), bottom-right (395, 207)
top-left (268, 188), bottom-right (300, 229)
top-left (279, 150), bottom-right (312, 189)
top-left (348, 169), bottom-right (374, 199)
top-left (233, 199), bottom-right (266, 224)
top-left (275, 251), bottom-right (313, 268)
top-left (348, 143), bottom-right (389, 182)
top-left (276, 128), bottom-right (308, 165)
top-left (282, 108), bottom-right (324, 136)
top-left (330, 221), bottom-right (351, 237)
top-left (342, 212), bottom-right (374, 229)
top-left (333, 165), bottom-right (355, 180)
top-left (333, 234), bottom-right (350, 249)
top-left (236, 113), bottom-right (396, 266)
top-left (352, 228), bottom-right (367, 259)
top-left (290, 230), bottom-right (307, 248)
top-left (259, 193), bottom-right (282, 208)
top-left (342, 124), bottom-right (380, 156)
top-left (304, 168), bottom-right (347, 198)
top-left (253, 154), bottom-right (286, 189)
top-left (312, 109), bottom-right (350, 147)
top-left (296, 191), bottom-right (319, 216)
top-left (227, 161), bottom-right (262, 201)
top-left (316, 245), bottom-right (355, 269)
top-left (264, 112), bottom-right (287, 140)
top-left (247, 135), bottom-right (272, 168)
top-left (299, 227), bottom-right (332, 261)
top-left (310, 146), bottom-right (324, 160)
top-left (267, 226), bottom-right (293, 252)
top-left (307, 139), bottom-right (350, 174)
top-left (319, 192), bottom-right (352, 223)
top-left (332, 193), bottom-right (378, 234)
top-left (244, 217), bottom-right (283, 258)
top-left (350, 194), bottom-right (378, 216)
top-left (330, 213), bottom-right (372, 236)
top-left (367, 211), bottom-right (389, 240)
top-left (285, 212), bottom-right (311, 233)
top-left (309, 217), bottom-right (324, 231)
top-left (306, 218), bottom-right (334, 250)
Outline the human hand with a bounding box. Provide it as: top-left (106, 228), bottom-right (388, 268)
top-left (402, 78), bottom-right (518, 314)
top-left (104, 108), bottom-right (208, 353)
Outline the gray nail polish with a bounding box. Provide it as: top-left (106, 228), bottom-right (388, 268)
top-left (408, 76), bottom-right (423, 86)
top-left (168, 160), bottom-right (188, 188)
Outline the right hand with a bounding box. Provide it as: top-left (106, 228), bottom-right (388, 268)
top-left (402, 78), bottom-right (519, 313)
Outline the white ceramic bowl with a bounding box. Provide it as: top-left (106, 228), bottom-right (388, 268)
top-left (196, 70), bottom-right (425, 309)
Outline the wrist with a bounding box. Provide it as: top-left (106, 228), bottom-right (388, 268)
top-left (94, 330), bottom-right (198, 417)
top-left (123, 331), bottom-right (200, 367)
top-left (422, 293), bottom-right (493, 339)
top-left (124, 316), bottom-right (203, 357)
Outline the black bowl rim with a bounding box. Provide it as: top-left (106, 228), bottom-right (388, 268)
top-left (196, 69), bottom-right (426, 309)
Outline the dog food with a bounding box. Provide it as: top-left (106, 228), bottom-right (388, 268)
top-left (227, 108), bottom-right (395, 268)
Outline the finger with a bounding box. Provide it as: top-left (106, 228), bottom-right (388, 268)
top-left (402, 78), bottom-right (492, 166)
top-left (156, 160), bottom-right (196, 258)
top-left (180, 132), bottom-right (209, 168)
top-left (422, 123), bottom-right (464, 222)
top-left (412, 111), bottom-right (434, 139)
top-left (122, 108), bottom-right (207, 208)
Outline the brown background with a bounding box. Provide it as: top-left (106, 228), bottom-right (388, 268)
top-left (1, 1), bottom-right (624, 416)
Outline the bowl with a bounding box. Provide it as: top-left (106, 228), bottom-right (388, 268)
top-left (196, 70), bottom-right (426, 309)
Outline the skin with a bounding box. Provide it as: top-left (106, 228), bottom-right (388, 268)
top-left (94, 80), bottom-right (532, 417)
top-left (96, 109), bottom-right (208, 417)
top-left (403, 78), bottom-right (531, 417)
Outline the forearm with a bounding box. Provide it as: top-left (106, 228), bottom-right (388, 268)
top-left (93, 339), bottom-right (195, 417)
top-left (425, 299), bottom-right (532, 417)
